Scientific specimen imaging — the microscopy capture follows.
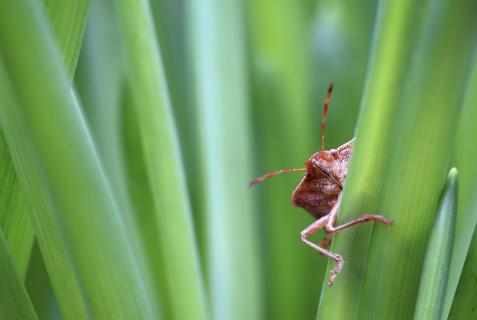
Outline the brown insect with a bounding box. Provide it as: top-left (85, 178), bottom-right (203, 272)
top-left (250, 82), bottom-right (392, 286)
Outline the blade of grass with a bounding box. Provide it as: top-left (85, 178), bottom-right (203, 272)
top-left (317, 0), bottom-right (477, 318)
top-left (443, 50), bottom-right (477, 319)
top-left (0, 0), bottom-right (87, 285)
top-left (121, 83), bottom-right (172, 314)
top-left (0, 0), bottom-right (158, 318)
top-left (112, 0), bottom-right (209, 319)
top-left (0, 229), bottom-right (37, 320)
top-left (25, 243), bottom-right (61, 320)
top-left (448, 224), bottom-right (477, 319)
top-left (75, 1), bottom-right (162, 312)
top-left (0, 61), bottom-right (89, 319)
top-left (316, 0), bottom-right (425, 317)
top-left (0, 0), bottom-right (91, 318)
top-left (414, 168), bottom-right (457, 320)
top-left (150, 0), bottom-right (206, 276)
top-left (187, 0), bottom-right (263, 319)
top-left (0, 134), bottom-right (33, 278)
top-left (43, 0), bottom-right (88, 76)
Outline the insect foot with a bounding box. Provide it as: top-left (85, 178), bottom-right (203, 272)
top-left (328, 255), bottom-right (344, 286)
top-left (300, 225), bottom-right (345, 286)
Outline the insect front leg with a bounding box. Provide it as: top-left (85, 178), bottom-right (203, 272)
top-left (325, 193), bottom-right (393, 235)
top-left (300, 215), bottom-right (344, 286)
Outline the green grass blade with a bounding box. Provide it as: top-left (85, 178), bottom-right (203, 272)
top-left (0, 0), bottom-right (90, 283)
top-left (112, 0), bottom-right (209, 319)
top-left (0, 0), bottom-right (158, 318)
top-left (0, 0), bottom-right (91, 318)
top-left (43, 0), bottom-right (89, 77)
top-left (0, 229), bottom-right (37, 320)
top-left (25, 243), bottom-right (61, 320)
top-left (75, 1), bottom-right (123, 183)
top-left (317, 0), bottom-right (477, 318)
top-left (187, 1), bottom-right (264, 319)
top-left (0, 62), bottom-right (89, 319)
top-left (448, 225), bottom-right (477, 319)
top-left (150, 0), bottom-right (206, 274)
top-left (0, 135), bottom-right (33, 278)
top-left (443, 52), bottom-right (477, 319)
top-left (414, 168), bottom-right (457, 320)
top-left (0, 0), bottom-right (88, 285)
top-left (76, 1), bottom-right (163, 311)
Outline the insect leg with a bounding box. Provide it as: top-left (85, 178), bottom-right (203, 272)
top-left (300, 215), bottom-right (344, 286)
top-left (325, 194), bottom-right (393, 234)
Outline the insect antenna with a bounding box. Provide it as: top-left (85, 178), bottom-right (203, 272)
top-left (249, 168), bottom-right (306, 187)
top-left (321, 82), bottom-right (334, 151)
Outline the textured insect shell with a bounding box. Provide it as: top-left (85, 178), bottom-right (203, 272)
top-left (291, 139), bottom-right (354, 219)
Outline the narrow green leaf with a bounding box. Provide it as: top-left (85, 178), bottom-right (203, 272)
top-left (0, 0), bottom-right (87, 286)
top-left (112, 0), bottom-right (209, 319)
top-left (187, 0), bottom-right (264, 319)
top-left (76, 1), bottom-right (163, 312)
top-left (150, 0), bottom-right (206, 275)
top-left (317, 0), bottom-right (477, 318)
top-left (448, 224), bottom-right (477, 319)
top-left (443, 52), bottom-right (477, 319)
top-left (0, 0), bottom-right (158, 318)
top-left (0, 61), bottom-right (89, 319)
top-left (0, 135), bottom-right (33, 278)
top-left (0, 0), bottom-right (91, 318)
top-left (43, 0), bottom-right (89, 77)
top-left (25, 243), bottom-right (61, 320)
top-left (0, 229), bottom-right (37, 320)
top-left (414, 168), bottom-right (457, 320)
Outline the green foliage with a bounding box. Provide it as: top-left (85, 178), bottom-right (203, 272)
top-left (0, 0), bottom-right (476, 319)
top-left (317, 0), bottom-right (477, 318)
top-left (443, 51), bottom-right (477, 319)
top-left (0, 230), bottom-right (37, 320)
top-left (448, 226), bottom-right (477, 320)
top-left (414, 168), bottom-right (457, 320)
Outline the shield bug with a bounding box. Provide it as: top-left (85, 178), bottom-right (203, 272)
top-left (250, 82), bottom-right (393, 286)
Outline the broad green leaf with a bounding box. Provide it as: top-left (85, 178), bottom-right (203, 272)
top-left (0, 0), bottom-right (158, 318)
top-left (414, 168), bottom-right (457, 320)
top-left (0, 229), bottom-right (37, 320)
top-left (317, 0), bottom-right (477, 318)
top-left (112, 0), bottom-right (209, 319)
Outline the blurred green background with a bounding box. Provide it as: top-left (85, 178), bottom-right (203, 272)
top-left (0, 0), bottom-right (476, 319)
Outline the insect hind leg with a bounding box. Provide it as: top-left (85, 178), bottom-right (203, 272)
top-left (325, 194), bottom-right (393, 234)
top-left (300, 215), bottom-right (344, 286)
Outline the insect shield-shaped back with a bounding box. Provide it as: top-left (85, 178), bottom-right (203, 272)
top-left (291, 150), bottom-right (343, 219)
